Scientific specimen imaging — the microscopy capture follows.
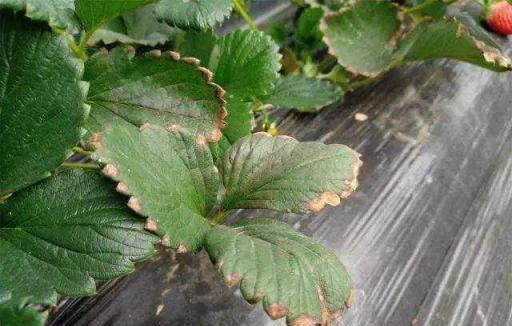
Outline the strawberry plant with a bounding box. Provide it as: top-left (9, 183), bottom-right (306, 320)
top-left (0, 1), bottom-right (362, 326)
top-left (256, 0), bottom-right (512, 123)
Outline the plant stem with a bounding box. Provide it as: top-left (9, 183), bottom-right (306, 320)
top-left (61, 32), bottom-right (88, 61)
top-left (61, 162), bottom-right (100, 169)
top-left (210, 210), bottom-right (231, 225)
top-left (233, 0), bottom-right (258, 30)
top-left (317, 55), bottom-right (337, 73)
top-left (73, 146), bottom-right (94, 156)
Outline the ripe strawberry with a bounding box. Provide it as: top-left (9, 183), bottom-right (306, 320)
top-left (487, 1), bottom-right (512, 36)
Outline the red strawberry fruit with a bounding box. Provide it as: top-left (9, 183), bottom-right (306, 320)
top-left (487, 1), bottom-right (512, 36)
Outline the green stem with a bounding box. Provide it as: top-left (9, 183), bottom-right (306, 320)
top-left (210, 210), bottom-right (231, 225)
top-left (78, 31), bottom-right (92, 55)
top-left (61, 32), bottom-right (88, 61)
top-left (73, 146), bottom-right (94, 156)
top-left (233, 0), bottom-right (258, 30)
top-left (61, 162), bottom-right (100, 169)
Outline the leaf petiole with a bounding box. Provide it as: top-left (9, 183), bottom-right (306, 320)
top-left (233, 0), bottom-right (258, 30)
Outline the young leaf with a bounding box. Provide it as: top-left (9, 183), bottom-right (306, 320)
top-left (396, 18), bottom-right (512, 71)
top-left (92, 122), bottom-right (219, 252)
top-left (0, 12), bottom-right (88, 196)
top-left (75, 0), bottom-right (157, 34)
top-left (219, 133), bottom-right (362, 213)
top-left (263, 75), bottom-right (343, 112)
top-left (0, 0), bottom-right (75, 30)
top-left (320, 0), bottom-right (400, 77)
top-left (83, 47), bottom-right (226, 144)
top-left (0, 170), bottom-right (157, 305)
top-left (211, 29), bottom-right (281, 100)
top-left (88, 4), bottom-right (176, 47)
top-left (155, 0), bottom-right (233, 30)
top-left (205, 219), bottom-right (353, 326)
top-left (0, 303), bottom-right (46, 326)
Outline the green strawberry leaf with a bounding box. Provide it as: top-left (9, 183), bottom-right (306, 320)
top-left (211, 29), bottom-right (281, 100)
top-left (0, 303), bottom-right (46, 326)
top-left (205, 219), bottom-right (353, 325)
top-left (219, 133), bottom-right (362, 213)
top-left (175, 30), bottom-right (218, 67)
top-left (0, 12), bottom-right (88, 197)
top-left (396, 17), bottom-right (512, 71)
top-left (0, 0), bottom-right (75, 30)
top-left (155, 0), bottom-right (233, 30)
top-left (320, 0), bottom-right (400, 77)
top-left (75, 0), bottom-right (157, 34)
top-left (83, 46), bottom-right (226, 145)
top-left (221, 98), bottom-right (253, 146)
top-left (0, 303), bottom-right (45, 326)
top-left (211, 97), bottom-right (254, 162)
top-left (88, 4), bottom-right (176, 47)
top-left (293, 7), bottom-right (325, 57)
top-left (92, 122), bottom-right (219, 252)
top-left (0, 170), bottom-right (157, 305)
top-left (263, 75), bottom-right (343, 112)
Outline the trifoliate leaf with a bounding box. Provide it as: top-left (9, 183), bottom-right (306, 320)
top-left (175, 30), bottom-right (218, 67)
top-left (0, 170), bottom-right (157, 305)
top-left (83, 47), bottom-right (226, 145)
top-left (155, 0), bottom-right (233, 30)
top-left (75, 0), bottom-right (157, 33)
top-left (0, 12), bottom-right (88, 197)
top-left (219, 133), bottom-right (362, 213)
top-left (211, 29), bottom-right (281, 100)
top-left (0, 0), bottom-right (75, 30)
top-left (320, 0), bottom-right (400, 77)
top-left (205, 219), bottom-right (353, 326)
top-left (396, 17), bottom-right (512, 71)
top-left (88, 4), bottom-right (176, 47)
top-left (0, 303), bottom-right (46, 326)
top-left (263, 75), bottom-right (343, 112)
top-left (92, 122), bottom-right (219, 252)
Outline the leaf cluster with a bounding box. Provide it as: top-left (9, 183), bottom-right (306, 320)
top-left (0, 1), bottom-right (363, 325)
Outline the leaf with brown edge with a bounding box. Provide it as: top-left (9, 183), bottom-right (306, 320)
top-left (92, 121), bottom-right (219, 252)
top-left (218, 133), bottom-right (362, 213)
top-left (320, 0), bottom-right (401, 77)
top-left (205, 219), bottom-right (353, 325)
top-left (83, 46), bottom-right (226, 148)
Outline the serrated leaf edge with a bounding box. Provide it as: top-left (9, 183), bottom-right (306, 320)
top-left (92, 46), bottom-right (227, 142)
top-left (92, 124), bottom-right (216, 251)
